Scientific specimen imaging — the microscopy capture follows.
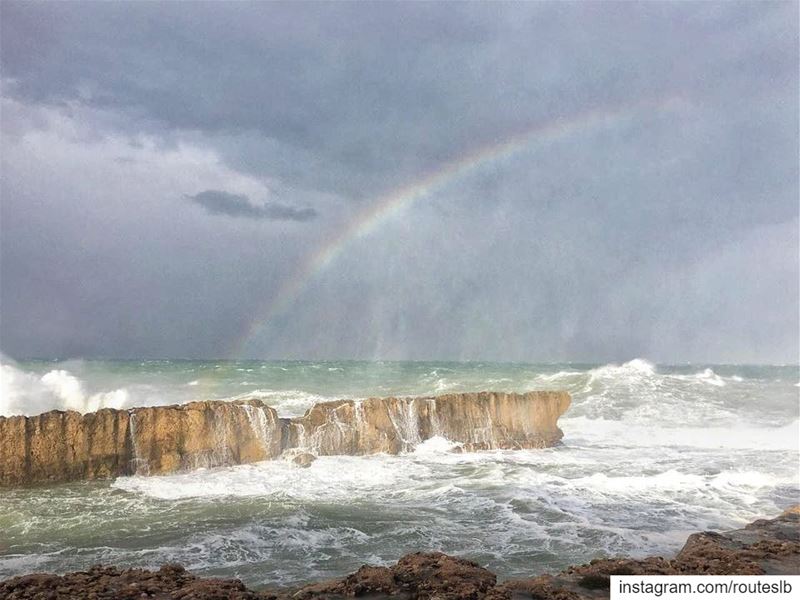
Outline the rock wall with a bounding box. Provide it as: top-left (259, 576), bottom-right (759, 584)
top-left (0, 408), bottom-right (132, 486)
top-left (0, 399), bottom-right (283, 486)
top-left (127, 399), bottom-right (283, 476)
top-left (285, 391), bottom-right (570, 455)
top-left (0, 391), bottom-right (570, 486)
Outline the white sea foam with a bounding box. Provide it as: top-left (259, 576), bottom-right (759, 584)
top-left (433, 377), bottom-right (458, 392)
top-left (591, 358), bottom-right (657, 378)
top-left (413, 435), bottom-right (462, 454)
top-left (0, 362), bottom-right (130, 416)
top-left (2, 357), bottom-right (797, 589)
top-left (675, 367), bottom-right (726, 387)
top-left (221, 389), bottom-right (334, 416)
top-left (561, 416), bottom-right (799, 451)
top-left (112, 455), bottom-right (419, 501)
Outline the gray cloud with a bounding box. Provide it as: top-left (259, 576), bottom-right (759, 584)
top-left (186, 190), bottom-right (317, 222)
top-left (0, 1), bottom-right (796, 363)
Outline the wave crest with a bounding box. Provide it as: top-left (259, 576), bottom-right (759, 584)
top-left (1, 362), bottom-right (129, 416)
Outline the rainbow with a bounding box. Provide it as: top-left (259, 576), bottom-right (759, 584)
top-left (231, 95), bottom-right (686, 357)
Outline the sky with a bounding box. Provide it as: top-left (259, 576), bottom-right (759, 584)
top-left (0, 1), bottom-right (797, 363)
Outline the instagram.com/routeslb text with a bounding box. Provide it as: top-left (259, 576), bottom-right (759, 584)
top-left (612, 575), bottom-right (797, 599)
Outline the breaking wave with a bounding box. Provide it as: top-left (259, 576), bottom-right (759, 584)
top-left (0, 362), bottom-right (130, 416)
top-left (221, 389), bottom-right (334, 417)
top-left (0, 357), bottom-right (797, 588)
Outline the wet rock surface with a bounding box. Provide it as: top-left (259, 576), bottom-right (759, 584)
top-left (0, 399), bottom-right (281, 486)
top-left (2, 508), bottom-right (797, 599)
top-left (0, 564), bottom-right (262, 600)
top-left (289, 451), bottom-right (317, 468)
top-left (0, 391), bottom-right (570, 486)
top-left (280, 552), bottom-right (497, 600)
top-left (284, 392), bottom-right (570, 456)
top-left (0, 408), bottom-right (132, 486)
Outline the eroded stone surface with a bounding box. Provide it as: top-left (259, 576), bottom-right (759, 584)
top-left (285, 392), bottom-right (570, 456)
top-left (0, 399), bottom-right (282, 486)
top-left (0, 391), bottom-right (570, 486)
top-left (0, 408), bottom-right (132, 486)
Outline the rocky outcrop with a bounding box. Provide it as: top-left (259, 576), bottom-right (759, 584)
top-left (1, 508), bottom-right (797, 599)
top-left (0, 564), bottom-right (263, 600)
top-left (0, 391), bottom-right (570, 486)
top-left (282, 552), bottom-right (497, 600)
top-left (128, 399), bottom-right (282, 476)
top-left (285, 392), bottom-right (570, 455)
top-left (0, 399), bottom-right (283, 486)
top-left (0, 408), bottom-right (132, 486)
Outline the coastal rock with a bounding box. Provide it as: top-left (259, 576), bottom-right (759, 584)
top-left (291, 452), bottom-right (317, 468)
top-left (0, 399), bottom-right (281, 486)
top-left (0, 391), bottom-right (569, 486)
top-left (0, 564), bottom-right (262, 600)
top-left (288, 552), bottom-right (496, 599)
top-left (2, 509), bottom-right (797, 600)
top-left (285, 391), bottom-right (571, 455)
top-left (282, 449), bottom-right (318, 468)
top-left (129, 399), bottom-right (282, 475)
top-left (0, 408), bottom-right (131, 486)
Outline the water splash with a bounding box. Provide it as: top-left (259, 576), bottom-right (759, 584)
top-left (386, 399), bottom-right (422, 451)
top-left (241, 404), bottom-right (276, 455)
top-left (127, 411), bottom-right (149, 476)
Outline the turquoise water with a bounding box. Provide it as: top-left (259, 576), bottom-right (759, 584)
top-left (1, 359), bottom-right (798, 588)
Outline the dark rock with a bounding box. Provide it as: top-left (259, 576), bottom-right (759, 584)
top-left (291, 452), bottom-right (317, 468)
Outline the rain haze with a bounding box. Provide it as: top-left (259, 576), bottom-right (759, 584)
top-left (0, 1), bottom-right (797, 363)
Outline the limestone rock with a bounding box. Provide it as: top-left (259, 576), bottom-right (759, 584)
top-left (291, 452), bottom-right (317, 468)
top-left (0, 408), bottom-right (131, 486)
top-left (0, 391), bottom-right (569, 486)
top-left (128, 399), bottom-right (281, 475)
top-left (285, 391), bottom-right (571, 456)
top-left (0, 399), bottom-right (281, 486)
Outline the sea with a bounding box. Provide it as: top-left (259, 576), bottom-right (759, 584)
top-left (0, 358), bottom-right (797, 588)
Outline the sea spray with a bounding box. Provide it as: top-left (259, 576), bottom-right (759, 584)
top-left (387, 398), bottom-right (422, 451)
top-left (353, 399), bottom-right (366, 437)
top-left (210, 410), bottom-right (232, 469)
top-left (1, 362), bottom-right (129, 417)
top-left (128, 411), bottom-right (150, 476)
top-left (427, 398), bottom-right (442, 438)
top-left (0, 360), bottom-right (796, 588)
top-left (241, 403), bottom-right (277, 456)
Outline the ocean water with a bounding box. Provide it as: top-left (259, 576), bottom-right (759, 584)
top-left (0, 359), bottom-right (797, 588)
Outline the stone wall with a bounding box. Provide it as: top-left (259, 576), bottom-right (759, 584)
top-left (0, 391), bottom-right (570, 486)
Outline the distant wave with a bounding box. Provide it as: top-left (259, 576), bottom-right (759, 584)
top-left (218, 389), bottom-right (335, 417)
top-left (561, 416), bottom-right (799, 451)
top-left (0, 362), bottom-right (129, 417)
top-left (2, 358), bottom-right (795, 428)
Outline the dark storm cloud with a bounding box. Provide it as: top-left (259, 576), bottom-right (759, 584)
top-left (0, 1), bottom-right (797, 362)
top-left (4, 1), bottom-right (791, 199)
top-left (187, 190), bottom-right (317, 222)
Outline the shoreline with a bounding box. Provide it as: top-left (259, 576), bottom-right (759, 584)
top-left (2, 507), bottom-right (797, 599)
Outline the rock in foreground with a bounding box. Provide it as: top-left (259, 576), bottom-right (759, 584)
top-left (0, 391), bottom-right (570, 486)
top-left (1, 508), bottom-right (797, 599)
